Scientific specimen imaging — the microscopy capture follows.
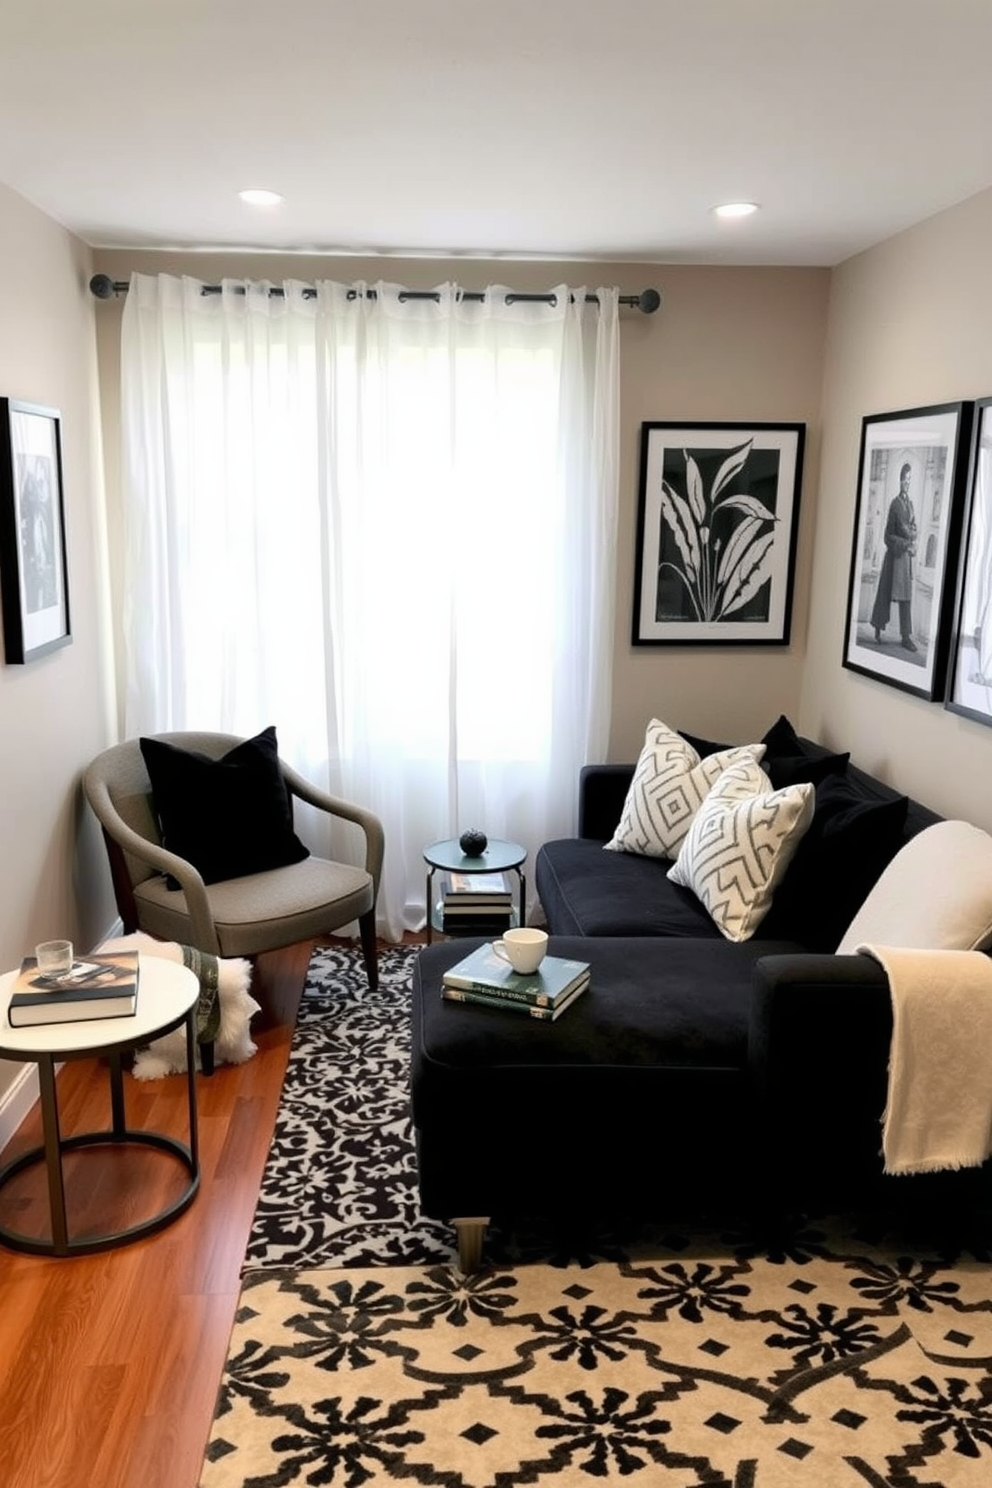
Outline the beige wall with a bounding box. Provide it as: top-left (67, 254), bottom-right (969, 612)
top-left (613, 265), bottom-right (829, 756)
top-left (800, 185), bottom-right (992, 831)
top-left (92, 249), bottom-right (830, 759)
top-left (0, 184), bottom-right (118, 1124)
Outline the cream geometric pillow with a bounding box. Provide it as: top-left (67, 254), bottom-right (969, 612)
top-left (605, 718), bottom-right (765, 860)
top-left (668, 757), bottom-right (815, 942)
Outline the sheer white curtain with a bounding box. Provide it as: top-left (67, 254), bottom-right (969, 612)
top-left (120, 274), bottom-right (619, 939)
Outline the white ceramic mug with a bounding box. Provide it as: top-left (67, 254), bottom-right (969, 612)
top-left (492, 927), bottom-right (548, 975)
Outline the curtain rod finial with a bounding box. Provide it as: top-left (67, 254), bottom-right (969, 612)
top-left (638, 288), bottom-right (661, 314)
top-left (90, 274), bottom-right (118, 299)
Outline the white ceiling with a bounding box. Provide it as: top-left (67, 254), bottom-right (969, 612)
top-left (3, 0), bottom-right (992, 268)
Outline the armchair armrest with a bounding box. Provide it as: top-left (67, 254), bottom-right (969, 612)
top-left (281, 764), bottom-right (385, 892)
top-left (84, 781), bottom-right (219, 949)
top-left (748, 953), bottom-right (893, 1202)
top-left (578, 764), bottom-right (635, 841)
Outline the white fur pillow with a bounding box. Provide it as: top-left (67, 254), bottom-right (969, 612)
top-left (98, 932), bottom-right (259, 1078)
top-left (836, 820), bottom-right (992, 954)
top-left (605, 717), bottom-right (765, 859)
top-left (668, 756), bottom-right (814, 942)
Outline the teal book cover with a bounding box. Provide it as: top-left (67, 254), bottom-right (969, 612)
top-left (441, 944), bottom-right (589, 1005)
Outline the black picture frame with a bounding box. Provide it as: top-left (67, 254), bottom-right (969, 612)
top-left (631, 420), bottom-right (805, 645)
top-left (945, 395), bottom-right (992, 727)
top-left (842, 402), bottom-right (972, 701)
top-left (0, 398), bottom-right (71, 664)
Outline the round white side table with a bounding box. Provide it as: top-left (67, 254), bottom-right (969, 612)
top-left (0, 953), bottom-right (201, 1256)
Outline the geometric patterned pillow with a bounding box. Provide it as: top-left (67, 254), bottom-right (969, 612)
top-left (668, 756), bottom-right (815, 942)
top-left (604, 718), bottom-right (765, 860)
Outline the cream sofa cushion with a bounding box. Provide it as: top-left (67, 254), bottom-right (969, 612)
top-left (837, 820), bottom-right (992, 954)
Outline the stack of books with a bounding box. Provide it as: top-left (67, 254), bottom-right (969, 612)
top-left (441, 943), bottom-right (590, 1021)
top-left (7, 949), bottom-right (139, 1028)
top-left (439, 871), bottom-right (514, 935)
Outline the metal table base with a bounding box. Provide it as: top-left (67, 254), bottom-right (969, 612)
top-left (0, 1007), bottom-right (200, 1257)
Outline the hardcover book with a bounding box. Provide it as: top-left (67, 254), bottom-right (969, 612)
top-left (437, 899), bottom-right (513, 932)
top-left (8, 950), bottom-right (140, 1027)
top-left (441, 917), bottom-right (514, 937)
top-left (442, 978), bottom-right (588, 1021)
top-left (441, 944), bottom-right (591, 1007)
top-left (441, 871), bottom-right (512, 905)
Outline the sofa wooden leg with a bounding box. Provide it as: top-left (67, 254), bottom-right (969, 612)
top-left (453, 1217), bottom-right (489, 1274)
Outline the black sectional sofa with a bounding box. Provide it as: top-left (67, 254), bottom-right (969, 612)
top-left (410, 725), bottom-right (986, 1268)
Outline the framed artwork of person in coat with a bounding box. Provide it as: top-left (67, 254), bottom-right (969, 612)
top-left (843, 402), bottom-right (973, 700)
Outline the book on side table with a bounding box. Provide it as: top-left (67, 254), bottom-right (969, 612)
top-left (441, 871), bottom-right (513, 907)
top-left (441, 943), bottom-right (590, 1019)
top-left (8, 949), bottom-right (140, 1027)
top-left (439, 871), bottom-right (514, 933)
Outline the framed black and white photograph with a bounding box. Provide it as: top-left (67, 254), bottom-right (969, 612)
top-left (946, 396), bottom-right (992, 727)
top-left (631, 421), bottom-right (805, 645)
top-left (842, 402), bottom-right (972, 701)
top-left (0, 398), bottom-right (71, 664)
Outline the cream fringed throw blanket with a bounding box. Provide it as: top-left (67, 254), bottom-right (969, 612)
top-left (858, 943), bottom-right (992, 1174)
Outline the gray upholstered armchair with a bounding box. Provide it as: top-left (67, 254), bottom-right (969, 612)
top-left (83, 731), bottom-right (384, 988)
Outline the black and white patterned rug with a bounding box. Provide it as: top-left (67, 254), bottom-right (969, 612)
top-left (244, 944), bottom-right (458, 1269)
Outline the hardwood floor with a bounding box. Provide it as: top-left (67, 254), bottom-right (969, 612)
top-left (0, 935), bottom-right (365, 1488)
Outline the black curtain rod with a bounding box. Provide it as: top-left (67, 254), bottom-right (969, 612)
top-left (89, 274), bottom-right (660, 314)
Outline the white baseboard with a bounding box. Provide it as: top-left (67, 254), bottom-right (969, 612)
top-left (0, 1062), bottom-right (40, 1155)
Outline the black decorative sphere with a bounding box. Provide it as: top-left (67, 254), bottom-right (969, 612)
top-left (459, 828), bottom-right (488, 857)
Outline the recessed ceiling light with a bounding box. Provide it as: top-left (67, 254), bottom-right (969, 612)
top-left (713, 201), bottom-right (759, 219)
top-left (238, 189), bottom-right (284, 207)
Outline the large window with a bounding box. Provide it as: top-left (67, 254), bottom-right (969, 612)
top-left (120, 276), bottom-right (619, 936)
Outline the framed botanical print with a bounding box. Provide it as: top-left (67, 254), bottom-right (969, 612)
top-left (946, 396), bottom-right (992, 726)
top-left (632, 421), bottom-right (805, 645)
top-left (842, 402), bottom-right (972, 701)
top-left (0, 398), bottom-right (71, 664)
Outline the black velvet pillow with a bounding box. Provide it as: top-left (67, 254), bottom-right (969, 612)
top-left (764, 750), bottom-right (850, 790)
top-left (678, 729), bottom-right (731, 759)
top-left (760, 773), bottom-right (910, 950)
top-left (680, 719), bottom-right (848, 789)
top-left (140, 726), bottom-right (309, 886)
top-left (759, 714), bottom-right (849, 790)
top-left (761, 714), bottom-right (807, 757)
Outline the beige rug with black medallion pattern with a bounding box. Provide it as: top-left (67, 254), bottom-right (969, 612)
top-left (202, 1233), bottom-right (992, 1487)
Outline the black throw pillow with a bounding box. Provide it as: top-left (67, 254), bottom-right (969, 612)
top-left (759, 713), bottom-right (849, 790)
top-left (140, 726), bottom-right (309, 887)
top-left (760, 773), bottom-right (910, 950)
top-left (681, 719), bottom-right (848, 789)
top-left (764, 750), bottom-right (850, 790)
top-left (677, 729), bottom-right (731, 759)
top-left (761, 714), bottom-right (807, 757)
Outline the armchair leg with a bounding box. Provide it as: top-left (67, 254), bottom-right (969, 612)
top-left (453, 1217), bottom-right (489, 1274)
top-left (358, 909), bottom-right (379, 991)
